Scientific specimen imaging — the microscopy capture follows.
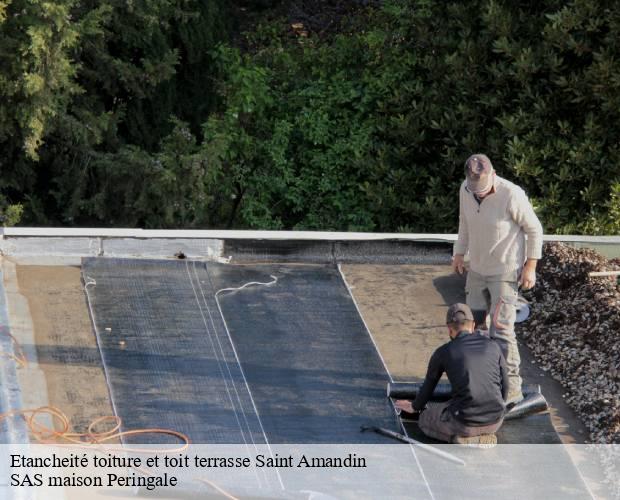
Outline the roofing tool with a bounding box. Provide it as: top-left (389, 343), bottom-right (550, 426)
top-left (360, 426), bottom-right (466, 466)
top-left (388, 381), bottom-right (540, 400)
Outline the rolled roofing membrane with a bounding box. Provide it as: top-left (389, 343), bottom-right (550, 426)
top-left (82, 259), bottom-right (272, 444)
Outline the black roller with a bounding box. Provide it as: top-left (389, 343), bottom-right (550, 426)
top-left (504, 392), bottom-right (548, 421)
top-left (387, 381), bottom-right (541, 400)
top-left (388, 382), bottom-right (548, 420)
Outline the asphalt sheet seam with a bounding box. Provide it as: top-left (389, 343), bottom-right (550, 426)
top-left (185, 261), bottom-right (271, 489)
top-left (83, 275), bottom-right (123, 440)
top-left (185, 263), bottom-right (256, 445)
top-left (197, 261), bottom-right (285, 491)
top-left (337, 264), bottom-right (436, 500)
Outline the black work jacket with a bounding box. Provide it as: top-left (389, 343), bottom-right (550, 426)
top-left (413, 331), bottom-right (508, 426)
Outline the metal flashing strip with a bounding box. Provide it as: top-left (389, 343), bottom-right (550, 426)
top-left (0, 237), bottom-right (101, 257)
top-left (102, 238), bottom-right (223, 259)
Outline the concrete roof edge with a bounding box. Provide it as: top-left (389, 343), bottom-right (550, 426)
top-left (1, 227), bottom-right (619, 243)
top-left (2, 227), bottom-right (458, 241)
top-left (542, 235), bottom-right (620, 243)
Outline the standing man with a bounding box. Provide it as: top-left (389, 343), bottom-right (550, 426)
top-left (395, 303), bottom-right (508, 446)
top-left (452, 154), bottom-right (543, 405)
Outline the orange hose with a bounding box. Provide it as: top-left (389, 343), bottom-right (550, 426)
top-left (0, 329), bottom-right (190, 452)
top-left (0, 328), bottom-right (239, 499)
top-left (0, 406), bottom-right (190, 453)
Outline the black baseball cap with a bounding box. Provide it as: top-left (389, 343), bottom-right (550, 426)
top-left (446, 303), bottom-right (474, 324)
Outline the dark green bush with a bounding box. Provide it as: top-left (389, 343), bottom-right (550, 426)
top-left (2, 0), bottom-right (619, 233)
top-left (197, 0), bottom-right (620, 232)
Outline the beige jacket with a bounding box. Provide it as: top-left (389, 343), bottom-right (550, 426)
top-left (454, 175), bottom-right (543, 276)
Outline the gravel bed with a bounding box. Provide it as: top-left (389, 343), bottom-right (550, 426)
top-left (518, 242), bottom-right (620, 444)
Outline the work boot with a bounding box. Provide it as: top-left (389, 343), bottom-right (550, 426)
top-left (451, 434), bottom-right (497, 449)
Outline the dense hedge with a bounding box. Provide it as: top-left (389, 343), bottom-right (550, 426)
top-left (1, 0), bottom-right (620, 232)
top-left (197, 0), bottom-right (620, 232)
top-left (0, 0), bottom-right (231, 225)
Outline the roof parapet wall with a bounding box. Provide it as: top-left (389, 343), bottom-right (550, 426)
top-left (1, 228), bottom-right (619, 261)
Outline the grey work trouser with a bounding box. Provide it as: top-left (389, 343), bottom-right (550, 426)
top-left (465, 269), bottom-right (522, 404)
top-left (419, 401), bottom-right (503, 443)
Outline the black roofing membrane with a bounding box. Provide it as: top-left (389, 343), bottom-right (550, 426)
top-left (81, 258), bottom-right (271, 445)
top-left (208, 262), bottom-right (395, 443)
top-left (82, 258), bottom-right (395, 445)
top-left (81, 257), bottom-right (590, 498)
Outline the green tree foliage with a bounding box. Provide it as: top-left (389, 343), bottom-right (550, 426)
top-left (197, 0), bottom-right (620, 232)
top-left (0, 0), bottom-right (231, 226)
top-left (38, 0), bottom-right (231, 225)
top-left (2, 0), bottom-right (620, 232)
top-left (70, 119), bottom-right (215, 227)
top-left (0, 0), bottom-right (82, 223)
top-left (0, 0), bottom-right (80, 161)
top-left (0, 195), bottom-right (23, 226)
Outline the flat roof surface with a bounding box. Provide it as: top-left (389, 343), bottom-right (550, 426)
top-left (0, 230), bottom-right (613, 498)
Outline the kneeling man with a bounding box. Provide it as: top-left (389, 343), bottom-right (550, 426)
top-left (395, 303), bottom-right (508, 445)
